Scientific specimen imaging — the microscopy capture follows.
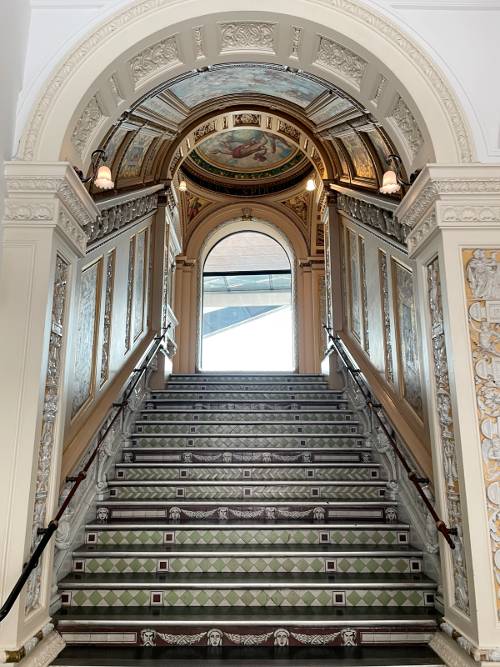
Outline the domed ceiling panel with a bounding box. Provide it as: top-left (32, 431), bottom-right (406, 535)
top-left (169, 65), bottom-right (326, 108)
top-left (190, 129), bottom-right (301, 180)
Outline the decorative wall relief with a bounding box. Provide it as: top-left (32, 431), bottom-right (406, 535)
top-left (233, 113), bottom-right (260, 127)
top-left (359, 237), bottom-right (370, 354)
top-left (71, 260), bottom-right (101, 419)
top-left (427, 257), bottom-right (470, 615)
top-left (290, 27), bottom-right (302, 59)
top-left (278, 121), bottom-right (300, 143)
top-left (337, 193), bottom-right (404, 245)
top-left (71, 95), bottom-right (104, 158)
top-left (125, 237), bottom-right (135, 353)
top-left (347, 229), bottom-right (361, 342)
top-left (129, 36), bottom-right (180, 86)
top-left (390, 96), bottom-right (423, 160)
top-left (393, 261), bottom-right (422, 417)
top-left (99, 251), bottom-right (115, 387)
top-left (192, 27), bottom-right (205, 59)
top-left (133, 230), bottom-right (148, 341)
top-left (282, 193), bottom-right (308, 226)
top-left (463, 247), bottom-right (500, 619)
top-left (194, 121), bottom-right (216, 143)
top-left (378, 251), bottom-right (394, 384)
top-left (314, 37), bottom-right (367, 87)
top-left (219, 22), bottom-right (275, 53)
top-left (25, 255), bottom-right (69, 614)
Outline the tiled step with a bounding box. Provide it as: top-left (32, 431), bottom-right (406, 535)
top-left (165, 383), bottom-right (331, 391)
top-left (95, 499), bottom-right (396, 522)
top-left (144, 399), bottom-right (350, 410)
top-left (72, 545), bottom-right (423, 576)
top-left (52, 643), bottom-right (444, 667)
top-left (122, 448), bottom-right (373, 464)
top-left (59, 572), bottom-right (437, 609)
top-left (148, 391), bottom-right (344, 401)
top-left (83, 523), bottom-right (411, 547)
top-left (107, 480), bottom-right (387, 501)
top-left (114, 463), bottom-right (382, 481)
top-left (137, 409), bottom-right (358, 422)
top-left (128, 435), bottom-right (367, 448)
top-left (133, 421), bottom-right (361, 435)
top-left (169, 374), bottom-right (326, 383)
top-left (55, 606), bottom-right (439, 651)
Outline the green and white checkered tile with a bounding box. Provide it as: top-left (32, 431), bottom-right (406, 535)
top-left (63, 587), bottom-right (431, 608)
top-left (110, 484), bottom-right (383, 501)
top-left (131, 436), bottom-right (366, 448)
top-left (175, 529), bottom-right (321, 545)
top-left (92, 530), bottom-right (166, 545)
top-left (139, 411), bottom-right (355, 423)
top-left (135, 423), bottom-right (359, 435)
top-left (119, 467), bottom-right (379, 481)
top-left (150, 391), bottom-right (341, 401)
top-left (329, 529), bottom-right (409, 545)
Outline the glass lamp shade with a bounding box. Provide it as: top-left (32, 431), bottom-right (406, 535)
top-left (179, 180), bottom-right (188, 192)
top-left (379, 170), bottom-right (400, 195)
top-left (94, 165), bottom-right (114, 190)
top-left (305, 178), bottom-right (316, 192)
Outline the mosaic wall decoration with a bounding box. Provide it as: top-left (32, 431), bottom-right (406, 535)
top-left (393, 261), bottom-right (422, 417)
top-left (348, 229), bottom-right (361, 342)
top-left (338, 133), bottom-right (376, 181)
top-left (71, 260), bottom-right (101, 418)
top-left (133, 230), bottom-right (147, 341)
top-left (379, 251), bottom-right (394, 385)
top-left (462, 247), bottom-right (500, 619)
top-left (100, 251), bottom-right (115, 387)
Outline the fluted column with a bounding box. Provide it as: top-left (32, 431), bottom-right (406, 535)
top-left (397, 165), bottom-right (500, 663)
top-left (0, 162), bottom-right (97, 663)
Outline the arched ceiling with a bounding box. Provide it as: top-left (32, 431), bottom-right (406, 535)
top-left (91, 63), bottom-right (401, 199)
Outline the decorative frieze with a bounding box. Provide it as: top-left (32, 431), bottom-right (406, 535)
top-left (129, 37), bottom-right (180, 86)
top-left (463, 247), bottom-right (500, 619)
top-left (219, 22), bottom-right (275, 53)
top-left (427, 256), bottom-right (470, 615)
top-left (278, 121), bottom-right (300, 143)
top-left (337, 192), bottom-right (405, 244)
top-left (233, 113), bottom-right (260, 127)
top-left (100, 251), bottom-right (115, 387)
top-left (90, 192), bottom-right (158, 244)
top-left (390, 96), bottom-right (423, 160)
top-left (315, 37), bottom-right (367, 87)
top-left (194, 121), bottom-right (216, 143)
top-left (25, 255), bottom-right (69, 614)
top-left (71, 95), bottom-right (104, 158)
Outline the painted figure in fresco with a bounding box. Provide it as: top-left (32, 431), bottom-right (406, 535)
top-left (210, 134), bottom-right (277, 163)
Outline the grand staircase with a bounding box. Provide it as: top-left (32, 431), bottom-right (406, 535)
top-left (53, 374), bottom-right (442, 666)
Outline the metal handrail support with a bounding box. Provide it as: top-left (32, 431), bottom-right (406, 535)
top-left (0, 325), bottom-right (171, 623)
top-left (323, 324), bottom-right (456, 550)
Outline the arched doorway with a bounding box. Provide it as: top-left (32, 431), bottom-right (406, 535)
top-left (200, 231), bottom-right (294, 371)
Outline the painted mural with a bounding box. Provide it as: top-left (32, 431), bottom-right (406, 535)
top-left (310, 96), bottom-right (353, 125)
top-left (393, 261), bottom-right (423, 417)
top-left (186, 194), bottom-right (211, 223)
top-left (169, 66), bottom-right (325, 108)
top-left (339, 133), bottom-right (376, 181)
top-left (133, 230), bottom-right (147, 341)
top-left (71, 261), bottom-right (100, 419)
top-left (104, 127), bottom-right (129, 168)
top-left (120, 131), bottom-right (157, 180)
top-left (366, 129), bottom-right (391, 170)
top-left (140, 95), bottom-right (185, 124)
top-left (348, 229), bottom-right (361, 342)
top-left (333, 139), bottom-right (350, 179)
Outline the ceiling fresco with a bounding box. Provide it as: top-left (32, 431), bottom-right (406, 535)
top-left (169, 65), bottom-right (326, 108)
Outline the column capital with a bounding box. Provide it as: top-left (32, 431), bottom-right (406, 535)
top-left (396, 164), bottom-right (500, 256)
top-left (3, 161), bottom-right (99, 256)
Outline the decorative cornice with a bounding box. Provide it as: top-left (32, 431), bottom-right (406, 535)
top-left (91, 190), bottom-right (159, 244)
top-left (17, 0), bottom-right (473, 162)
top-left (337, 191), bottom-right (406, 244)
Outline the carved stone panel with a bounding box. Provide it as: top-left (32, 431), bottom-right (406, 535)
top-left (427, 256), bottom-right (470, 616)
top-left (71, 96), bottom-right (104, 158)
top-left (462, 248), bottom-right (500, 619)
top-left (99, 250), bottom-right (115, 387)
top-left (391, 96), bottom-right (423, 160)
top-left (125, 237), bottom-right (135, 353)
top-left (71, 260), bottom-right (101, 419)
top-left (26, 255), bottom-right (69, 614)
top-left (220, 22), bottom-right (275, 53)
top-left (393, 261), bottom-right (423, 417)
top-left (129, 37), bottom-right (180, 86)
top-left (133, 229), bottom-right (148, 341)
top-left (378, 251), bottom-right (394, 384)
top-left (347, 229), bottom-right (361, 342)
top-left (314, 37), bottom-right (367, 87)
top-left (359, 236), bottom-right (369, 355)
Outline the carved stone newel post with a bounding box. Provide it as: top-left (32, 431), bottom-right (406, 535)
top-left (397, 165), bottom-right (500, 663)
top-left (0, 163), bottom-right (98, 664)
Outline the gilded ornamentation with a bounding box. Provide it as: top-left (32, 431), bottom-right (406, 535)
top-left (315, 37), bottom-right (367, 87)
top-left (278, 121), bottom-right (300, 143)
top-left (337, 193), bottom-right (404, 244)
top-left (463, 247), bottom-right (500, 619)
top-left (378, 251), bottom-right (394, 384)
top-left (219, 22), bottom-right (275, 53)
top-left (129, 36), bottom-right (180, 86)
top-left (391, 96), bottom-right (423, 159)
top-left (194, 121), bottom-right (216, 143)
top-left (427, 257), bottom-right (470, 615)
top-left (282, 193), bottom-right (308, 225)
top-left (71, 261), bottom-right (100, 418)
top-left (71, 95), bottom-right (104, 157)
top-left (290, 27), bottom-right (302, 59)
top-left (192, 27), bottom-right (204, 59)
top-left (233, 113), bottom-right (260, 127)
top-left (125, 237), bottom-right (135, 352)
top-left (100, 251), bottom-right (115, 387)
top-left (25, 256), bottom-right (69, 614)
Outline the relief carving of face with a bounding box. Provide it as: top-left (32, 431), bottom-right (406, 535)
top-left (141, 629), bottom-right (156, 646)
top-left (341, 628), bottom-right (356, 646)
top-left (207, 629), bottom-right (223, 646)
top-left (274, 629), bottom-right (290, 647)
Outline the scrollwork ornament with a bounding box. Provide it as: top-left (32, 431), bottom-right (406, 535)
top-left (315, 37), bottom-right (367, 86)
top-left (220, 22), bottom-right (275, 53)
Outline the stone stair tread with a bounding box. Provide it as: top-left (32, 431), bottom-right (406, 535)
top-left (55, 605), bottom-right (439, 623)
top-left (115, 463), bottom-right (380, 468)
top-left (73, 544), bottom-right (422, 556)
top-left (86, 521), bottom-right (409, 528)
top-left (97, 499), bottom-right (393, 505)
top-left (60, 572), bottom-right (436, 587)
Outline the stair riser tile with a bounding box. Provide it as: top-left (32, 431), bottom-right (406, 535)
top-left (145, 402), bottom-right (349, 411)
top-left (130, 437), bottom-right (366, 448)
top-left (124, 451), bottom-right (373, 464)
top-left (139, 411), bottom-right (355, 423)
top-left (77, 556), bottom-right (420, 575)
top-left (86, 529), bottom-right (410, 546)
top-left (170, 376), bottom-right (324, 382)
top-left (61, 588), bottom-right (433, 608)
top-left (135, 424), bottom-right (360, 435)
top-left (108, 485), bottom-right (385, 501)
top-left (118, 468), bottom-right (380, 482)
top-left (165, 384), bottom-right (330, 391)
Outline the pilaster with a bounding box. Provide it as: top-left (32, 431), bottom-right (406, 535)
top-left (0, 162), bottom-right (98, 659)
top-left (397, 165), bottom-right (500, 656)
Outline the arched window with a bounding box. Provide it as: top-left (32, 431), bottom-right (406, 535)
top-left (201, 231), bottom-right (293, 371)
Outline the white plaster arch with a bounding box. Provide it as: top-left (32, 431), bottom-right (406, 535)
top-left (17, 0), bottom-right (475, 175)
